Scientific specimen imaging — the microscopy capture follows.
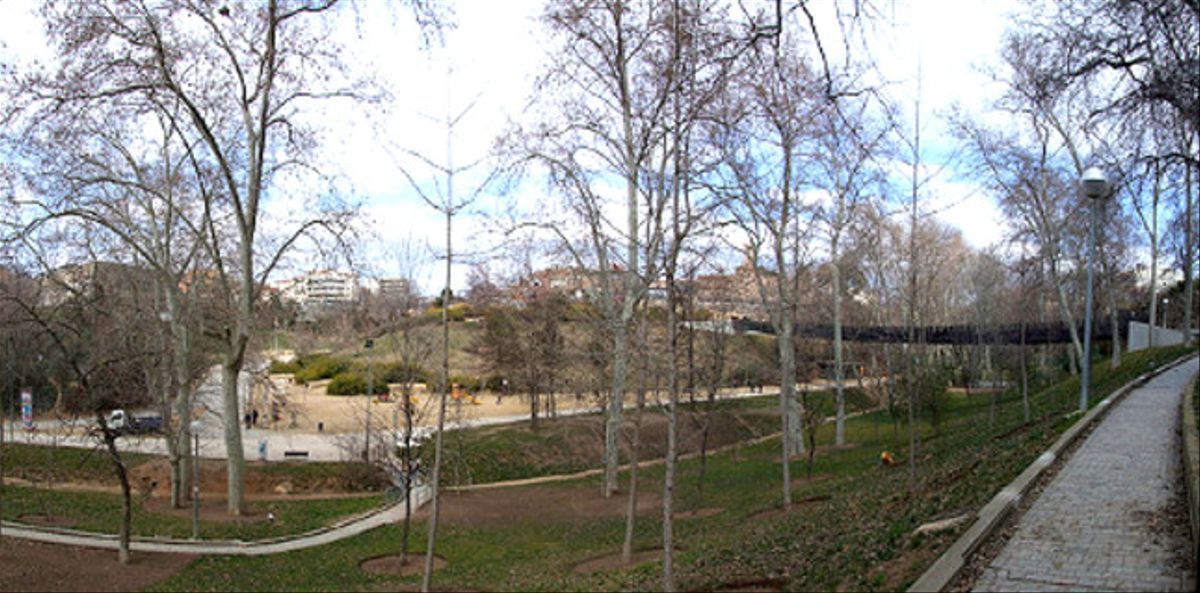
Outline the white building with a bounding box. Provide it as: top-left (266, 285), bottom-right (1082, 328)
top-left (377, 277), bottom-right (413, 301)
top-left (277, 270), bottom-right (358, 309)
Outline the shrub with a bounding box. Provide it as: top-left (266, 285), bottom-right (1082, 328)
top-left (379, 361), bottom-right (431, 385)
top-left (325, 371), bottom-right (389, 396)
top-left (294, 356), bottom-right (349, 384)
top-left (483, 374), bottom-right (506, 391)
top-left (269, 359), bottom-right (301, 374)
top-left (423, 303), bottom-right (471, 322)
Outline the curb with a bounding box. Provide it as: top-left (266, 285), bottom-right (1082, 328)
top-left (907, 353), bottom-right (1198, 593)
top-left (1182, 370), bottom-right (1200, 561)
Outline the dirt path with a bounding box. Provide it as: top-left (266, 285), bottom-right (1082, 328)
top-left (0, 537), bottom-right (193, 592)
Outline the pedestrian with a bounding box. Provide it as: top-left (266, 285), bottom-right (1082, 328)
top-left (243, 412), bottom-right (251, 429)
top-left (251, 408), bottom-right (259, 427)
top-left (258, 438), bottom-right (267, 462)
top-left (317, 421), bottom-right (324, 432)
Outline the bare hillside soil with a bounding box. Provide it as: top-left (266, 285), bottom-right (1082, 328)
top-left (0, 538), bottom-right (192, 592)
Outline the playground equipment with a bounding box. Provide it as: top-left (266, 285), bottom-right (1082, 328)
top-left (450, 383), bottom-right (481, 405)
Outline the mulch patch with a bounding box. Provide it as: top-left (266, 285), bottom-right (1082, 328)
top-left (0, 537), bottom-right (191, 592)
top-left (414, 483), bottom-right (662, 528)
top-left (360, 553), bottom-right (447, 576)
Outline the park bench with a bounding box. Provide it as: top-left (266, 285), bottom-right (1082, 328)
top-left (283, 450), bottom-right (309, 459)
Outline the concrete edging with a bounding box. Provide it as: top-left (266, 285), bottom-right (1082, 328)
top-left (1182, 370), bottom-right (1200, 561)
top-left (907, 353), bottom-right (1198, 593)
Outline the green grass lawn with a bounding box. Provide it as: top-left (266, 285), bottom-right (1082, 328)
top-left (0, 445), bottom-right (389, 541)
top-left (428, 387), bottom-right (875, 487)
top-left (137, 346), bottom-right (1200, 590)
top-left (2, 441), bottom-right (153, 484)
top-left (0, 485), bottom-right (384, 541)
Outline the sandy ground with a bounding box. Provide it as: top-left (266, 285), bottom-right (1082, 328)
top-left (249, 374), bottom-right (794, 435)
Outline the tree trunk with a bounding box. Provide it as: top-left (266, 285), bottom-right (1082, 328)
top-left (605, 323), bottom-right (629, 498)
top-left (621, 388), bottom-right (643, 563)
top-left (1049, 264), bottom-right (1085, 367)
top-left (779, 320), bottom-right (803, 457)
top-left (779, 320), bottom-right (796, 510)
top-left (1, 398), bottom-right (5, 539)
top-left (220, 361), bottom-right (245, 516)
top-left (663, 287), bottom-right (679, 592)
top-left (100, 425), bottom-right (132, 565)
top-left (832, 245), bottom-right (846, 446)
top-left (1020, 319), bottom-right (1030, 423)
top-left (1109, 297), bottom-right (1121, 369)
top-left (1183, 161), bottom-right (1195, 345)
top-left (422, 206), bottom-right (453, 593)
top-left (1148, 232), bottom-right (1158, 347)
top-left (401, 383), bottom-right (415, 567)
top-left (167, 291), bottom-right (193, 510)
top-left (529, 386), bottom-right (539, 430)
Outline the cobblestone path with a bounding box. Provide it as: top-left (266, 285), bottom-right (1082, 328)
top-left (974, 358), bottom-right (1198, 592)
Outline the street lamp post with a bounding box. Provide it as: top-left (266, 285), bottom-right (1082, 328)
top-left (364, 339), bottom-right (374, 463)
top-left (190, 420), bottom-right (202, 539)
top-left (1080, 167), bottom-right (1108, 412)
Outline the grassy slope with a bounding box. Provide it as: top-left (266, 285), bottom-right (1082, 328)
top-left (1, 485), bottom-right (382, 541)
top-left (0, 447), bottom-right (387, 540)
top-left (147, 346), bottom-right (1193, 592)
top-left (431, 388), bottom-right (875, 487)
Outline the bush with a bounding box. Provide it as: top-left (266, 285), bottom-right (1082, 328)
top-left (294, 356), bottom-right (349, 384)
top-left (565, 300), bottom-right (600, 321)
top-left (325, 371), bottom-right (389, 396)
top-left (379, 361), bottom-right (431, 385)
top-left (269, 359), bottom-right (301, 374)
top-left (423, 303), bottom-right (471, 322)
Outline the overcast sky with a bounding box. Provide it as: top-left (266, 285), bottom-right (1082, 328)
top-left (1, 0), bottom-right (1023, 294)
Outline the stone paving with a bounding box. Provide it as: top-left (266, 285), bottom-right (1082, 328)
top-left (974, 358), bottom-right (1199, 592)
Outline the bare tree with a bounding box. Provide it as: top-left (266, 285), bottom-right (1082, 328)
top-left (519, 0), bottom-right (681, 499)
top-left (6, 97), bottom-right (217, 510)
top-left (3, 0), bottom-right (438, 515)
top-left (385, 70), bottom-right (498, 592)
top-left (810, 95), bottom-right (888, 446)
top-left (714, 33), bottom-right (826, 508)
top-left (3, 252), bottom-right (164, 564)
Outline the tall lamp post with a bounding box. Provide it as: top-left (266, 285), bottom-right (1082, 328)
top-left (1080, 166), bottom-right (1108, 412)
top-left (190, 419), bottom-right (202, 539)
top-left (363, 339), bottom-right (374, 463)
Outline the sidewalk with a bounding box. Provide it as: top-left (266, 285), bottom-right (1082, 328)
top-left (973, 357), bottom-right (1198, 592)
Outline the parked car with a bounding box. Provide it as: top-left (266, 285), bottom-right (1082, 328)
top-left (106, 409), bottom-right (164, 435)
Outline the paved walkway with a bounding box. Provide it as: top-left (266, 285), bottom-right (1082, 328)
top-left (973, 357), bottom-right (1198, 592)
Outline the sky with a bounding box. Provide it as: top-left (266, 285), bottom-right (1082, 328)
top-left (0, 0), bottom-right (1023, 295)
